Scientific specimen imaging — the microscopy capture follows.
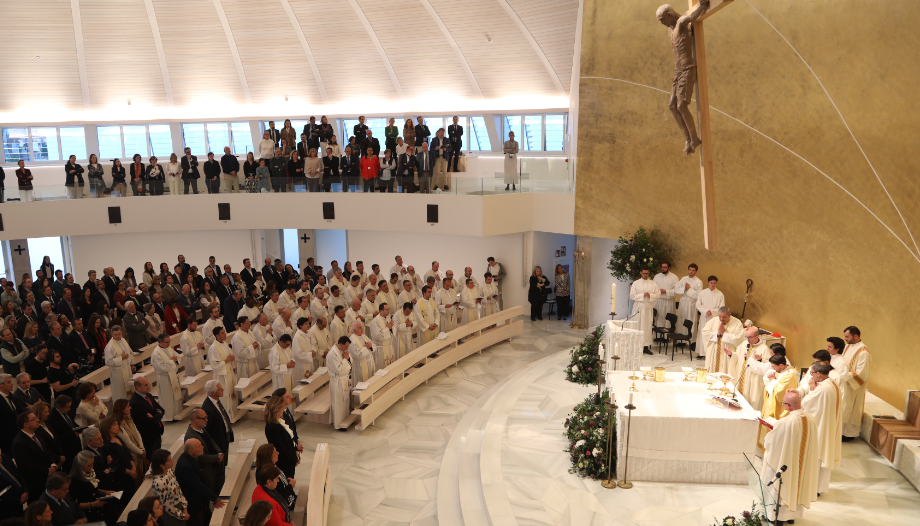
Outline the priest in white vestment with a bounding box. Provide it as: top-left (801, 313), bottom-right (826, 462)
top-left (416, 286), bottom-right (441, 344)
top-left (436, 279), bottom-right (459, 333)
top-left (394, 302), bottom-right (420, 359)
top-left (376, 281), bottom-right (398, 318)
top-left (344, 276), bottom-right (365, 306)
top-left (328, 286), bottom-right (347, 314)
top-left (292, 296), bottom-right (312, 327)
top-left (460, 279), bottom-right (482, 326)
top-left (269, 335), bottom-right (296, 394)
top-left (253, 313), bottom-right (276, 369)
top-left (629, 268), bottom-right (660, 352)
top-left (278, 286), bottom-right (298, 313)
top-left (734, 327), bottom-right (771, 409)
top-left (364, 274), bottom-right (379, 295)
top-left (104, 326), bottom-right (135, 400)
top-left (180, 319), bottom-right (206, 376)
top-left (398, 281), bottom-right (420, 308)
top-left (370, 305), bottom-right (396, 369)
top-left (344, 299), bottom-right (366, 335)
top-left (389, 256), bottom-right (408, 283)
top-left (262, 291), bottom-right (281, 324)
top-left (480, 275), bottom-right (499, 318)
top-left (202, 306), bottom-right (225, 349)
top-left (272, 308), bottom-right (294, 339)
top-left (308, 317), bottom-right (333, 368)
top-left (354, 262), bottom-right (369, 288)
top-left (231, 317), bottom-right (260, 378)
top-left (310, 289), bottom-right (330, 322)
top-left (462, 267), bottom-right (480, 291)
top-left (208, 327), bottom-right (237, 415)
top-left (759, 354), bottom-right (800, 451)
top-left (329, 306), bottom-right (349, 343)
top-left (839, 327), bottom-right (870, 439)
top-left (349, 323), bottom-right (376, 389)
top-left (761, 390), bottom-right (819, 523)
top-left (800, 363), bottom-right (842, 494)
top-left (701, 307), bottom-right (745, 375)
top-left (673, 264), bottom-right (702, 343)
top-left (151, 334), bottom-right (183, 421)
top-left (694, 276), bottom-right (724, 356)
top-left (797, 350), bottom-right (841, 398)
top-left (328, 337), bottom-right (352, 429)
top-left (295, 281), bottom-right (313, 301)
top-left (361, 290), bottom-right (381, 327)
top-left (291, 319), bottom-right (315, 380)
top-left (329, 269), bottom-right (348, 293)
top-left (424, 262), bottom-right (443, 292)
top-left (652, 263), bottom-right (679, 328)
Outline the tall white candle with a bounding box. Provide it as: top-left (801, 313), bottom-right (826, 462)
top-left (611, 283), bottom-right (617, 313)
top-left (614, 343), bottom-right (619, 357)
top-left (598, 343), bottom-right (604, 360)
top-left (628, 391), bottom-right (634, 406)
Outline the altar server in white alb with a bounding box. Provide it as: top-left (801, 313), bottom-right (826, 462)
top-left (349, 322), bottom-right (376, 389)
top-left (694, 275), bottom-right (724, 358)
top-left (308, 317), bottom-right (333, 368)
top-left (104, 326), bottom-right (135, 400)
top-left (673, 263), bottom-right (702, 343)
top-left (328, 336), bottom-right (353, 430)
top-left (652, 262), bottom-right (679, 328)
top-left (800, 362), bottom-right (842, 495)
top-left (480, 273), bottom-right (499, 318)
top-left (269, 334), bottom-right (296, 393)
top-left (733, 326), bottom-right (771, 409)
top-left (839, 326), bottom-right (871, 441)
top-left (629, 267), bottom-right (660, 354)
top-left (825, 337), bottom-right (848, 382)
top-left (151, 333), bottom-right (183, 421)
top-left (292, 317), bottom-right (315, 377)
top-left (460, 278), bottom-right (483, 326)
top-left (232, 316), bottom-right (261, 379)
top-left (436, 278), bottom-right (459, 333)
top-left (370, 303), bottom-right (396, 368)
top-left (416, 286), bottom-right (441, 344)
top-left (208, 327), bottom-right (237, 415)
top-left (701, 306), bottom-right (745, 375)
top-left (761, 390), bottom-right (819, 523)
top-left (180, 318), bottom-right (206, 376)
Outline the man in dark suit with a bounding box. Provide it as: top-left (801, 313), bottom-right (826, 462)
top-left (101, 268), bottom-right (119, 297)
top-left (414, 116), bottom-right (431, 147)
top-left (39, 472), bottom-right (87, 526)
top-left (185, 408), bottom-right (224, 493)
top-left (202, 381), bottom-right (234, 484)
top-left (67, 319), bottom-right (94, 364)
top-left (135, 284), bottom-right (153, 307)
top-left (216, 275), bottom-right (235, 304)
top-left (361, 129), bottom-right (381, 157)
top-left (260, 257), bottom-right (275, 281)
top-left (203, 152), bottom-right (221, 194)
top-left (340, 146), bottom-right (360, 192)
top-left (11, 411), bottom-right (57, 502)
top-left (45, 321), bottom-right (73, 365)
top-left (303, 116), bottom-right (321, 154)
top-left (177, 255), bottom-right (191, 275)
top-left (162, 275), bottom-right (181, 305)
top-left (430, 128), bottom-right (452, 191)
top-left (47, 396), bottom-right (82, 472)
top-left (0, 449), bottom-right (28, 518)
top-left (416, 142), bottom-right (433, 193)
top-left (266, 121), bottom-right (281, 147)
top-left (322, 147), bottom-right (340, 192)
top-left (81, 428), bottom-right (117, 490)
top-left (129, 377), bottom-right (164, 458)
top-left (181, 148), bottom-right (201, 194)
top-left (222, 290), bottom-right (243, 330)
top-left (398, 145), bottom-right (418, 193)
top-left (205, 256), bottom-right (222, 279)
top-left (176, 439), bottom-right (225, 526)
top-left (90, 280), bottom-right (113, 314)
top-left (12, 373), bottom-right (46, 410)
top-left (240, 259), bottom-right (256, 288)
top-left (0, 374), bottom-right (23, 452)
top-left (56, 288), bottom-right (78, 323)
top-left (353, 116), bottom-right (369, 146)
top-left (296, 132), bottom-right (309, 160)
top-left (151, 292), bottom-right (166, 319)
top-left (179, 285), bottom-right (201, 321)
top-left (448, 116), bottom-right (464, 172)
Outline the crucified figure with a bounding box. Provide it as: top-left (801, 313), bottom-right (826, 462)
top-left (657, 1), bottom-right (709, 155)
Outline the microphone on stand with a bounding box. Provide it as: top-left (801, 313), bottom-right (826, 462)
top-left (766, 465), bottom-right (787, 486)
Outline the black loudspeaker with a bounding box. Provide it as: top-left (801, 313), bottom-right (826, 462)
top-left (218, 203), bottom-right (231, 221)
top-left (0, 213), bottom-right (3, 231)
top-left (427, 204), bottom-right (438, 223)
top-left (322, 202), bottom-right (335, 220)
top-left (108, 207), bottom-right (121, 224)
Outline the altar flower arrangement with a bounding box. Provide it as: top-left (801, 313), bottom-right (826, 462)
top-left (709, 504), bottom-right (766, 526)
top-left (565, 324), bottom-right (605, 385)
top-left (564, 390), bottom-right (614, 479)
top-left (607, 227), bottom-right (670, 282)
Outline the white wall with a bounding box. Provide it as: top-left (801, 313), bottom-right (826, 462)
top-left (531, 231), bottom-right (576, 280)
top-left (69, 230), bottom-right (254, 282)
top-left (346, 230), bottom-right (527, 309)
top-left (315, 230), bottom-right (347, 273)
top-left (588, 236), bottom-right (631, 328)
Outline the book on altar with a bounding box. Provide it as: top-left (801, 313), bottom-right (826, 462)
top-left (314, 367), bottom-right (328, 375)
top-left (354, 382), bottom-right (370, 390)
top-left (375, 369), bottom-right (389, 377)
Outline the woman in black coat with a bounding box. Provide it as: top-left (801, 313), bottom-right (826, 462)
top-left (111, 158), bottom-right (127, 196)
top-left (263, 397), bottom-right (298, 480)
top-left (528, 266), bottom-right (548, 321)
top-left (130, 153), bottom-right (146, 196)
top-left (64, 154), bottom-right (85, 198)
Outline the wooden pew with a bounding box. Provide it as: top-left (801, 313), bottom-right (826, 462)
top-left (210, 440), bottom-right (259, 526)
top-left (353, 306), bottom-right (523, 430)
top-left (292, 373), bottom-right (331, 424)
top-left (306, 444), bottom-right (332, 526)
top-left (118, 436), bottom-right (185, 522)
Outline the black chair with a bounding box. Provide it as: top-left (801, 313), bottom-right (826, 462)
top-left (668, 319), bottom-right (694, 361)
top-left (659, 313), bottom-right (678, 354)
top-left (651, 309), bottom-right (671, 352)
top-left (544, 290), bottom-right (557, 318)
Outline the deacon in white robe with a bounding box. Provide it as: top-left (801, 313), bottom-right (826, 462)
top-left (329, 306), bottom-right (349, 343)
top-left (262, 292), bottom-right (281, 324)
top-left (207, 328), bottom-right (237, 415)
top-left (733, 327), bottom-right (771, 409)
top-left (344, 299), bottom-right (366, 335)
top-left (629, 269), bottom-right (660, 350)
top-left (329, 270), bottom-right (348, 292)
top-left (201, 307), bottom-right (225, 349)
top-left (308, 318), bottom-right (333, 368)
top-left (462, 268), bottom-right (480, 291)
top-left (231, 317), bottom-right (261, 378)
top-left (673, 265), bottom-right (703, 343)
top-left (291, 297), bottom-right (312, 328)
top-left (310, 290), bottom-right (330, 321)
top-left (480, 276), bottom-right (499, 318)
top-left (701, 307), bottom-right (745, 375)
top-left (761, 391), bottom-right (820, 523)
top-left (376, 283), bottom-right (399, 325)
top-left (404, 267), bottom-right (423, 291)
top-left (460, 279), bottom-right (482, 326)
top-left (389, 257), bottom-right (408, 283)
top-left (253, 314), bottom-right (276, 369)
top-left (269, 336), bottom-right (296, 394)
top-left (800, 363), bottom-right (842, 494)
top-left (180, 321), bottom-right (206, 376)
top-left (652, 264), bottom-right (679, 327)
top-left (295, 282), bottom-right (313, 302)
top-left (436, 280), bottom-right (459, 333)
top-left (353, 263), bottom-right (369, 288)
top-left (348, 323), bottom-right (376, 389)
top-left (416, 286), bottom-right (441, 344)
top-left (291, 319), bottom-right (315, 379)
top-left (272, 308), bottom-right (294, 339)
top-left (104, 326), bottom-right (135, 400)
top-left (695, 277), bottom-right (724, 355)
top-left (151, 335), bottom-right (183, 420)
top-left (327, 338), bottom-right (352, 429)
top-left (839, 328), bottom-right (870, 439)
top-left (394, 303), bottom-right (420, 360)
top-left (370, 306), bottom-right (396, 369)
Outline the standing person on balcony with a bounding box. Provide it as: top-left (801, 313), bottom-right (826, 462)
top-left (165, 153), bottom-right (181, 196)
top-left (379, 149), bottom-right (396, 193)
top-left (265, 120), bottom-right (281, 147)
top-left (16, 159), bottom-right (34, 202)
top-left (180, 147), bottom-right (200, 195)
top-left (303, 148), bottom-right (323, 193)
top-left (86, 154), bottom-right (105, 198)
top-left (384, 118), bottom-right (398, 156)
top-left (430, 129), bottom-right (451, 192)
top-left (318, 116), bottom-right (334, 154)
top-left (503, 131), bottom-right (519, 191)
top-left (256, 159), bottom-right (272, 193)
top-left (304, 116), bottom-right (321, 155)
top-left (402, 119), bottom-right (415, 150)
top-left (287, 150), bottom-right (305, 192)
top-left (353, 116), bottom-right (368, 148)
top-left (360, 147), bottom-right (379, 193)
top-left (110, 159), bottom-right (127, 197)
top-left (269, 147), bottom-right (286, 193)
top-left (322, 147), bottom-right (339, 193)
top-left (220, 147), bottom-right (240, 193)
top-left (258, 131), bottom-right (275, 165)
top-left (203, 152), bottom-right (220, 194)
top-left (416, 142), bottom-right (432, 193)
top-left (279, 119), bottom-right (297, 159)
top-left (448, 115), bottom-right (463, 173)
top-left (146, 156), bottom-right (165, 196)
top-left (130, 153), bottom-right (146, 196)
top-left (340, 146), bottom-right (359, 192)
top-left (414, 116), bottom-right (430, 147)
top-left (64, 154), bottom-right (85, 199)
top-left (243, 152), bottom-right (259, 193)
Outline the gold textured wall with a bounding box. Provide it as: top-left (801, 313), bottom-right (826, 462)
top-left (575, 0), bottom-right (920, 407)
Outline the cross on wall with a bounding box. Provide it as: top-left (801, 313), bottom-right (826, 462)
top-left (13, 245), bottom-right (26, 255)
top-left (301, 234), bottom-right (311, 244)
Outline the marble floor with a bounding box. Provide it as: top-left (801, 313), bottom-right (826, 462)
top-left (159, 318), bottom-right (920, 525)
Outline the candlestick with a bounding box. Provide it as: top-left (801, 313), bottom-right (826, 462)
top-left (618, 400), bottom-right (636, 489)
top-left (601, 393), bottom-right (618, 489)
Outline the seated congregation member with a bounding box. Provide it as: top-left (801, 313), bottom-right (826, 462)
top-left (150, 449), bottom-right (191, 526)
top-left (75, 383), bottom-right (107, 427)
top-left (68, 451), bottom-right (117, 525)
top-left (255, 444), bottom-right (296, 510)
top-left (38, 472), bottom-right (87, 526)
top-left (263, 397), bottom-right (297, 478)
top-left (251, 466), bottom-right (293, 526)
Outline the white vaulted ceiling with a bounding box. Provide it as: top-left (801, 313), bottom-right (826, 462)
top-left (0, 0), bottom-right (578, 119)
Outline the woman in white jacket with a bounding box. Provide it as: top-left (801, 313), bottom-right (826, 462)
top-left (259, 131), bottom-right (275, 162)
top-left (166, 153), bottom-right (182, 195)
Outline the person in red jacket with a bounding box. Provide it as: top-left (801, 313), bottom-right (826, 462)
top-left (359, 147), bottom-right (380, 193)
top-left (163, 299), bottom-right (189, 335)
top-left (251, 466), bottom-right (293, 526)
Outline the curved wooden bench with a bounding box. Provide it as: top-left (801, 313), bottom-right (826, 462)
top-left (118, 436), bottom-right (186, 522)
top-left (306, 444), bottom-right (331, 526)
top-left (210, 440), bottom-right (259, 526)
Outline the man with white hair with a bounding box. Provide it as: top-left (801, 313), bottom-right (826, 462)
top-left (349, 322), bottom-right (376, 388)
top-left (253, 313), bottom-right (276, 369)
top-left (345, 298), bottom-right (366, 335)
top-left (202, 306), bottom-right (225, 349)
top-left (152, 333), bottom-right (183, 421)
top-left (308, 317), bottom-right (332, 368)
top-left (700, 306), bottom-right (744, 375)
top-left (270, 334), bottom-right (297, 393)
top-left (104, 326), bottom-right (135, 400)
top-left (801, 362), bottom-right (842, 495)
top-left (207, 328), bottom-right (237, 415)
top-left (272, 308), bottom-right (294, 339)
top-left (231, 316), bottom-right (260, 378)
top-left (370, 303), bottom-right (396, 369)
top-left (733, 326), bottom-right (771, 409)
top-left (180, 318), bottom-right (206, 376)
top-left (122, 300), bottom-right (149, 351)
top-left (311, 289), bottom-right (330, 321)
top-left (364, 273), bottom-right (379, 294)
top-left (292, 317), bottom-right (315, 377)
top-left (416, 286), bottom-right (440, 344)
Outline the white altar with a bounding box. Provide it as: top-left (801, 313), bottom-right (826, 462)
top-left (604, 320), bottom-right (643, 374)
top-left (609, 371), bottom-right (760, 484)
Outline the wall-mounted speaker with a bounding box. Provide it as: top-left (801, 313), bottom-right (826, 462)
top-left (322, 202), bottom-right (335, 220)
top-left (108, 207), bottom-right (121, 224)
top-left (218, 203), bottom-right (231, 221)
top-left (427, 204), bottom-right (438, 223)
top-left (0, 213), bottom-right (4, 231)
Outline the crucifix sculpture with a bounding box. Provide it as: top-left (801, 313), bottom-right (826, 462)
top-left (657, 0), bottom-right (732, 250)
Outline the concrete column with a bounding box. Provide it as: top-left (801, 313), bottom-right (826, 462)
top-left (297, 229), bottom-right (316, 273)
top-left (571, 236), bottom-right (593, 328)
top-left (8, 239), bottom-right (32, 284)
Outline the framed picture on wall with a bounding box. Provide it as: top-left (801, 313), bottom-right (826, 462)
top-left (556, 250), bottom-right (561, 257)
top-left (561, 246), bottom-right (566, 256)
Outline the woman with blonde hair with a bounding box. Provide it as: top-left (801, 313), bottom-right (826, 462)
top-left (22, 320), bottom-right (42, 350)
top-left (166, 153), bottom-right (182, 196)
top-left (114, 398), bottom-right (147, 486)
top-left (554, 264), bottom-right (571, 321)
top-left (528, 266), bottom-right (548, 321)
top-left (263, 397), bottom-right (298, 479)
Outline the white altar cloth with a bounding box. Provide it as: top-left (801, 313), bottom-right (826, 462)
top-left (604, 320), bottom-right (643, 374)
top-left (610, 371), bottom-right (759, 483)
